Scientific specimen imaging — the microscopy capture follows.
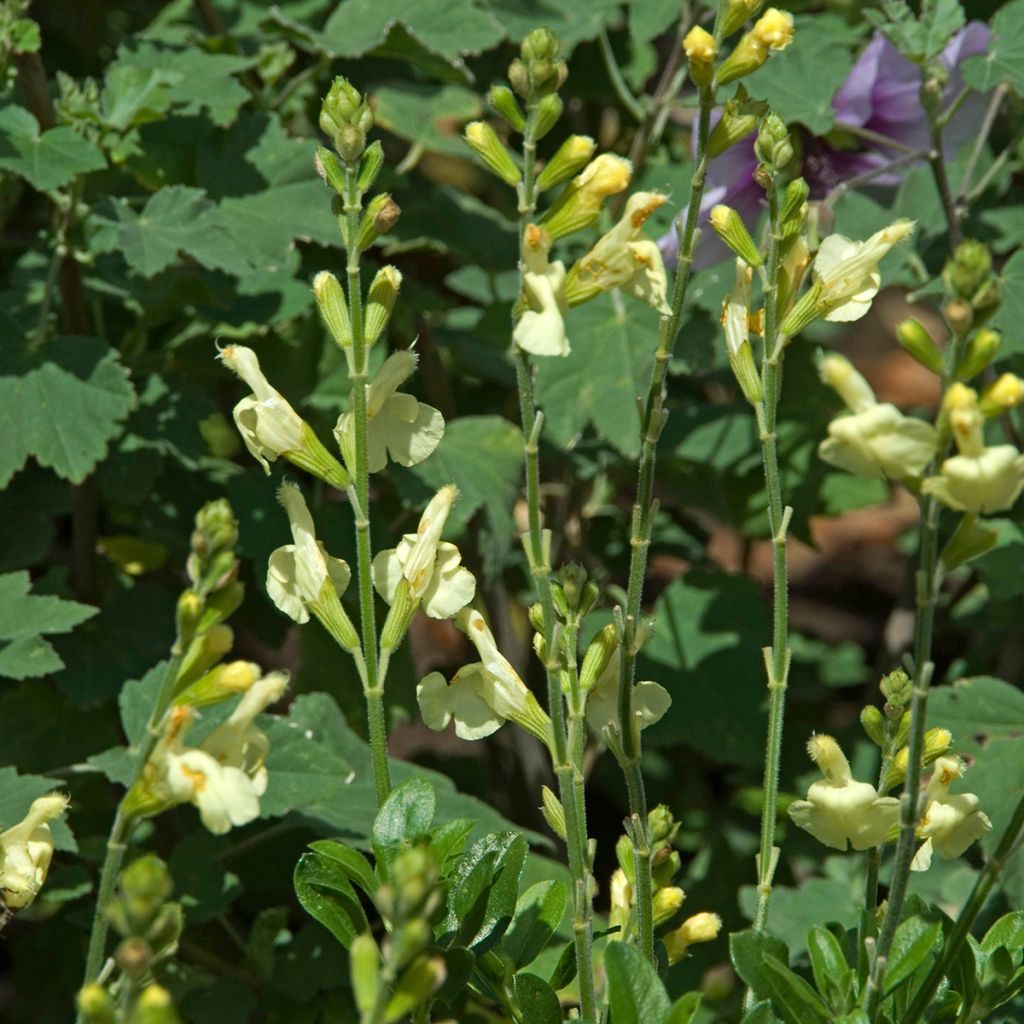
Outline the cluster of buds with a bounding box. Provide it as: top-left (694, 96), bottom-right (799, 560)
top-left (0, 792), bottom-right (69, 914)
top-left (943, 239), bottom-right (1001, 332)
top-left (78, 982), bottom-right (182, 1024)
top-left (607, 806), bottom-right (721, 964)
top-left (683, 5), bottom-right (794, 91)
top-left (319, 76), bottom-right (374, 166)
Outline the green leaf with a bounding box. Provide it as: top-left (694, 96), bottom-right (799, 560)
top-left (293, 849), bottom-right (369, 948)
top-left (665, 992), bottom-right (703, 1024)
top-left (0, 337), bottom-right (136, 486)
top-left (741, 1002), bottom-right (783, 1024)
top-left (100, 64), bottom-right (177, 131)
top-left (807, 925), bottom-right (853, 1012)
top-left (0, 766), bottom-right (74, 851)
top-left (604, 941), bottom-right (671, 1024)
top-left (745, 15), bottom-right (855, 133)
top-left (502, 879), bottom-right (568, 970)
top-left (963, 0), bottom-right (1024, 95)
top-left (760, 955), bottom-right (832, 1024)
top-left (0, 571), bottom-right (95, 680)
top-left (534, 291), bottom-right (659, 458)
top-left (865, 0), bottom-right (965, 62)
top-left (406, 415), bottom-right (523, 579)
top-left (641, 569), bottom-right (769, 766)
top-left (446, 831), bottom-right (528, 952)
top-left (372, 777), bottom-right (436, 878)
top-left (0, 106), bottom-right (105, 190)
top-left (981, 912), bottom-right (1024, 956)
top-left (990, 250), bottom-right (1024, 352)
top-left (511, 973), bottom-right (562, 1024)
top-left (884, 915), bottom-right (942, 995)
top-left (308, 840), bottom-right (378, 899)
top-left (731, 930), bottom-right (791, 1002)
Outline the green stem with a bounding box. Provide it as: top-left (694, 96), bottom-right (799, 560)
top-left (864, 847), bottom-right (880, 914)
top-left (616, 79), bottom-right (716, 965)
top-left (80, 644), bottom-right (186, 998)
top-left (343, 167), bottom-right (390, 807)
top-left (597, 26), bottom-right (645, 123)
top-left (927, 117), bottom-right (962, 249)
top-left (750, 181), bottom-right (791, 939)
top-left (902, 788), bottom-right (1024, 1024)
top-left (514, 114), bottom-right (597, 1022)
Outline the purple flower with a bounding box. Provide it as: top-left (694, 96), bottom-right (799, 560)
top-left (659, 22), bottom-right (991, 269)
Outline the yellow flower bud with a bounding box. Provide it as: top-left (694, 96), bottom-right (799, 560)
top-left (980, 373), bottom-right (1024, 418)
top-left (683, 26), bottom-right (717, 86)
top-left (752, 8), bottom-right (794, 50)
top-left (663, 912), bottom-right (722, 964)
top-left (464, 121), bottom-right (521, 186)
top-left (652, 885), bottom-right (686, 926)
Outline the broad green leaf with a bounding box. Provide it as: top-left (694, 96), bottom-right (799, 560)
top-left (0, 766), bottom-right (74, 851)
top-left (373, 83), bottom-right (481, 157)
top-left (741, 1002), bottom-right (783, 1024)
top-left (318, 0), bottom-right (505, 65)
top-left (865, 0), bottom-right (965, 62)
top-left (502, 879), bottom-right (569, 969)
top-left (446, 831), bottom-right (528, 952)
top-left (990, 250), bottom-right (1024, 353)
top-left (0, 571), bottom-right (95, 679)
top-left (963, 0), bottom-right (1024, 95)
top-left (641, 570), bottom-right (769, 766)
top-left (731, 930), bottom-right (791, 1002)
top-left (372, 777), bottom-right (437, 877)
top-left (745, 15), bottom-right (855, 133)
top-left (548, 938), bottom-right (578, 991)
top-left (0, 105), bottom-right (105, 190)
top-left (884, 915), bottom-right (942, 995)
top-left (308, 840), bottom-right (378, 899)
top-left (0, 338), bottom-right (136, 486)
top-left (100, 64), bottom-right (177, 131)
top-left (293, 849), bottom-right (369, 948)
top-left (981, 912), bottom-right (1024, 956)
top-left (534, 291), bottom-right (659, 458)
top-left (511, 973), bottom-right (562, 1024)
top-left (604, 941), bottom-right (671, 1024)
top-left (760, 954), bottom-right (832, 1024)
top-left (666, 991), bottom-right (703, 1024)
top-left (807, 925), bottom-right (853, 1012)
top-left (406, 415), bottom-right (523, 580)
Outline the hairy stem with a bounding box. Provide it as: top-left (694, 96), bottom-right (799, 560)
top-left (616, 78), bottom-right (716, 963)
top-left (514, 119), bottom-right (597, 1021)
top-left (343, 168), bottom-right (391, 807)
top-left (750, 182), bottom-right (791, 941)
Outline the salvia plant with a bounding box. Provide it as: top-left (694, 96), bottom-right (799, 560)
top-left (3, 0), bottom-right (1024, 1022)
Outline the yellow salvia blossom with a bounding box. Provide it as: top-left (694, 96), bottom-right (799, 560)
top-left (663, 912), bottom-right (722, 964)
top-left (922, 385), bottom-right (1024, 514)
top-left (372, 486), bottom-right (476, 619)
top-left (564, 192), bottom-right (672, 315)
top-left (911, 756), bottom-right (991, 871)
top-left (716, 8), bottom-right (794, 85)
top-left (514, 225), bottom-right (571, 357)
top-left (817, 353), bottom-right (937, 480)
top-left (540, 154), bottom-right (632, 240)
top-left (584, 650), bottom-right (671, 735)
top-left (334, 351), bottom-right (445, 472)
top-left (683, 26), bottom-right (717, 86)
top-left (788, 734), bottom-right (899, 851)
top-left (0, 792), bottom-right (69, 910)
top-left (781, 220), bottom-right (915, 336)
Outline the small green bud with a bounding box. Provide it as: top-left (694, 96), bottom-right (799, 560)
top-left (320, 77), bottom-right (363, 134)
top-left (754, 112), bottom-right (793, 172)
top-left (707, 85), bottom-right (767, 158)
top-left (335, 124), bottom-right (366, 165)
top-left (115, 937), bottom-right (153, 981)
top-left (380, 578), bottom-right (418, 653)
top-left (540, 785), bottom-right (567, 840)
top-left (887, 748), bottom-right (911, 791)
top-left (896, 318), bottom-right (945, 374)
top-left (615, 833), bottom-right (635, 884)
top-left (533, 92), bottom-right (563, 140)
top-left (314, 146), bottom-right (346, 194)
top-left (127, 984), bottom-right (182, 1024)
top-left (956, 327), bottom-right (1000, 380)
top-left (535, 134), bottom-right (596, 191)
top-left (356, 194), bottom-right (401, 251)
top-left (357, 140), bottom-right (385, 193)
top-left (146, 903), bottom-right (183, 956)
top-left (683, 26), bottom-right (718, 88)
top-left (77, 985), bottom-right (115, 1024)
top-left (487, 84), bottom-right (526, 131)
top-left (351, 933), bottom-right (381, 1015)
top-left (528, 602), bottom-right (545, 635)
top-left (578, 623), bottom-right (618, 691)
top-left (384, 955), bottom-right (446, 1023)
top-left (556, 563), bottom-right (587, 612)
top-left (391, 846), bottom-right (437, 920)
top-left (721, 0), bottom-right (766, 37)
top-left (551, 581), bottom-right (571, 618)
top-left (944, 239), bottom-right (993, 301)
top-left (709, 205), bottom-right (762, 267)
top-left (364, 266), bottom-right (402, 348)
top-left (313, 271), bottom-right (352, 348)
top-left (193, 498), bottom-right (238, 556)
top-left (860, 705), bottom-right (886, 746)
top-left (880, 668), bottom-right (911, 708)
top-left (522, 28), bottom-right (560, 63)
top-left (464, 121), bottom-right (522, 186)
top-left (779, 177), bottom-right (809, 237)
top-left (923, 727), bottom-right (953, 765)
top-left (651, 847), bottom-right (682, 889)
top-left (508, 58), bottom-right (530, 98)
top-left (716, 9), bottom-right (794, 86)
top-left (649, 804), bottom-right (677, 845)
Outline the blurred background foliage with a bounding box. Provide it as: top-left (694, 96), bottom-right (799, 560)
top-left (2, 0), bottom-right (1024, 1019)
